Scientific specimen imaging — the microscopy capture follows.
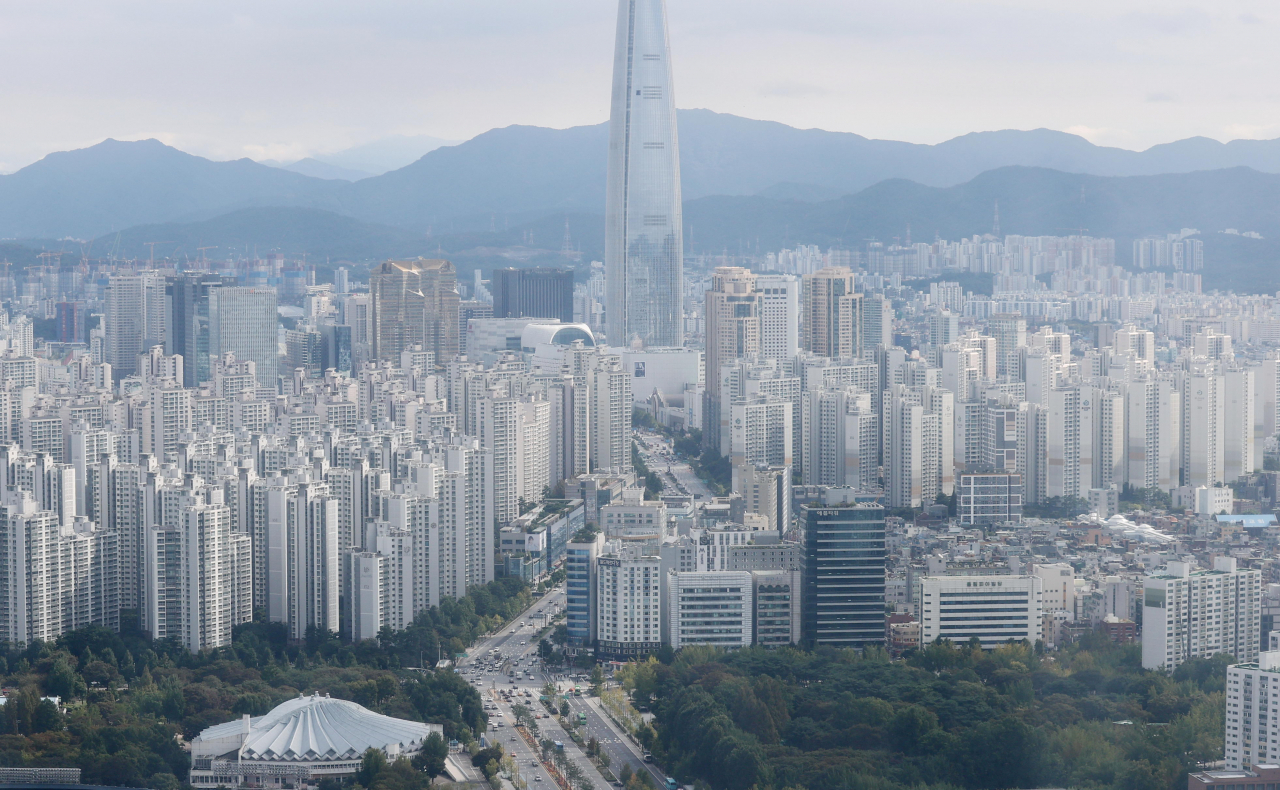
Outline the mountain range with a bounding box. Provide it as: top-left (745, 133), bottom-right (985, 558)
top-left (5, 109), bottom-right (1280, 291)
top-left (14, 110), bottom-right (1280, 241)
top-left (70, 165), bottom-right (1280, 293)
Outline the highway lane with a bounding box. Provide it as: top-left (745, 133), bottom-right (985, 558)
top-left (564, 693), bottom-right (664, 787)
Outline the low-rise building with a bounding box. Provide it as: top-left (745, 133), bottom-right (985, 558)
top-left (915, 574), bottom-right (1044, 649)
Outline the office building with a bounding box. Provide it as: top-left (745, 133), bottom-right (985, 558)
top-left (106, 271), bottom-right (165, 380)
top-left (210, 287), bottom-right (278, 387)
top-left (752, 569), bottom-right (801, 646)
top-left (370, 259), bottom-right (460, 366)
top-left (957, 472), bottom-right (1023, 525)
top-left (801, 495), bottom-right (886, 647)
top-left (990, 313), bottom-right (1027, 378)
top-left (167, 273), bottom-right (235, 387)
top-left (565, 531), bottom-right (604, 650)
top-left (492, 268), bottom-right (573, 323)
top-left (666, 570), bottom-right (753, 649)
top-left (604, 0), bottom-right (683, 348)
top-left (915, 574), bottom-right (1044, 649)
top-left (1142, 557), bottom-right (1261, 671)
top-left (596, 547), bottom-right (662, 660)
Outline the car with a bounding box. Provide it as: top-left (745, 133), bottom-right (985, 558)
top-left (510, 736), bottom-right (517, 742)
top-left (535, 778), bottom-right (542, 783)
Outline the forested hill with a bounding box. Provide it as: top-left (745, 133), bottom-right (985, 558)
top-left (620, 635), bottom-right (1226, 790)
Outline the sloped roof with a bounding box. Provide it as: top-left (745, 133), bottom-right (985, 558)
top-left (196, 694), bottom-right (435, 762)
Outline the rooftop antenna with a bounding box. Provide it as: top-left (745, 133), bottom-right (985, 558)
top-left (905, 223), bottom-right (912, 246)
top-left (992, 200), bottom-right (1000, 238)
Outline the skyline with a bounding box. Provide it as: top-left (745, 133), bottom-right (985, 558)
top-left (4, 1), bottom-right (1280, 173)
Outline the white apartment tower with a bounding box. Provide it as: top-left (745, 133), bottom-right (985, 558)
top-left (755, 274), bottom-right (800, 368)
top-left (1141, 558), bottom-right (1261, 671)
top-left (1224, 652), bottom-right (1280, 769)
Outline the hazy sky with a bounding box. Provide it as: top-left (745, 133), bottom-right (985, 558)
top-left (2, 0), bottom-right (1278, 173)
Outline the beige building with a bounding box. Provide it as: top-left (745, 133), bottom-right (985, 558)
top-left (801, 266), bottom-right (862, 359)
top-left (703, 267), bottom-right (759, 453)
top-left (370, 259), bottom-right (460, 366)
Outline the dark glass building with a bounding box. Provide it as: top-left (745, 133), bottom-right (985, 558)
top-left (491, 267), bottom-right (573, 323)
top-left (802, 494), bottom-right (886, 647)
top-left (166, 273), bottom-right (235, 387)
top-left (55, 301), bottom-right (86, 344)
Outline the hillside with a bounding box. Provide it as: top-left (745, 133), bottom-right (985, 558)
top-left (16, 112), bottom-right (1280, 239)
top-left (7, 165), bottom-right (1279, 292)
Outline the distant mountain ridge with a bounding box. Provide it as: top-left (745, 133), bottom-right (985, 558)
top-left (44, 164), bottom-right (1280, 294)
top-left (12, 110), bottom-right (1280, 239)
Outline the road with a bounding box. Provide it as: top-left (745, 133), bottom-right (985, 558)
top-left (563, 692), bottom-right (664, 787)
top-left (633, 430), bottom-right (713, 501)
top-left (452, 584), bottom-right (664, 790)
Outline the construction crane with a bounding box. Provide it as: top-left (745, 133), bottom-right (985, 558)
top-left (196, 246), bottom-right (218, 268)
top-left (143, 241), bottom-right (174, 266)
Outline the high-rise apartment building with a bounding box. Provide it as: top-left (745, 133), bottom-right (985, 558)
top-left (492, 268), bottom-right (573, 323)
top-left (801, 495), bottom-right (885, 647)
top-left (703, 267), bottom-right (759, 453)
top-left (755, 274), bottom-right (800, 367)
top-left (1142, 558), bottom-right (1260, 671)
top-left (1224, 652), bottom-right (1280, 769)
top-left (802, 266), bottom-right (862, 359)
top-left (801, 387), bottom-right (878, 489)
top-left (210, 287), bottom-right (278, 387)
top-left (604, 0), bottom-right (683, 348)
top-left (990, 313), bottom-right (1027, 378)
top-left (370, 259), bottom-right (460, 366)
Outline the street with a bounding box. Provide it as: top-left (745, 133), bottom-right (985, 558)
top-left (633, 430), bottom-right (713, 501)
top-left (453, 584), bottom-right (663, 790)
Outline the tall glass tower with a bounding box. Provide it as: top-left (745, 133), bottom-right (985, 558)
top-left (604, 0), bottom-right (683, 349)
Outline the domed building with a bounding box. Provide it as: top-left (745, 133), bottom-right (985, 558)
top-left (190, 693), bottom-right (443, 788)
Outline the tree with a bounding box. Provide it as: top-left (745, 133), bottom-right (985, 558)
top-left (31, 699), bottom-right (63, 733)
top-left (590, 665), bottom-right (605, 695)
top-left (414, 732), bottom-right (449, 777)
top-left (358, 748), bottom-right (389, 787)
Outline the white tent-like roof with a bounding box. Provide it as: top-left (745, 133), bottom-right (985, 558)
top-left (195, 693), bottom-right (437, 763)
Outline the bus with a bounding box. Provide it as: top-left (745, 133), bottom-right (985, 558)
top-left (665, 779), bottom-right (678, 790)
top-left (576, 712), bottom-right (586, 725)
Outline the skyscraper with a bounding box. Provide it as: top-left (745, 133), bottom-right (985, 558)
top-left (492, 267), bottom-right (574, 323)
top-left (703, 267), bottom-right (759, 453)
top-left (604, 0), bottom-right (683, 349)
top-left (167, 273), bottom-right (235, 387)
top-left (801, 493), bottom-right (885, 648)
top-left (370, 259), bottom-right (460, 366)
top-left (802, 266), bottom-right (862, 359)
top-left (209, 287), bottom-right (279, 388)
